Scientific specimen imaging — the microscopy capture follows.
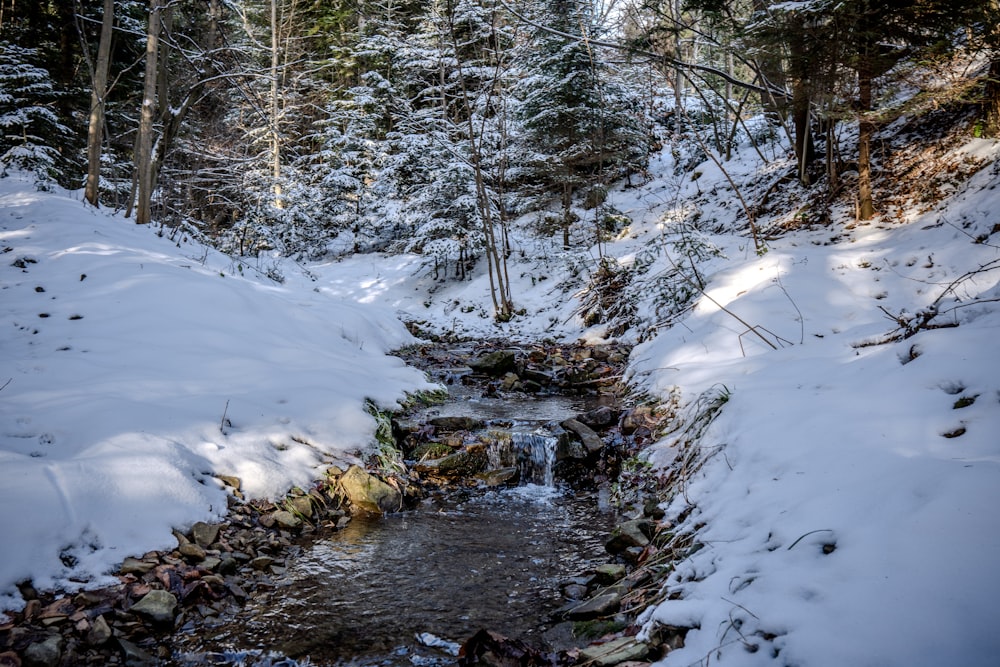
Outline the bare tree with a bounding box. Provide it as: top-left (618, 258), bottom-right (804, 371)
top-left (83, 0), bottom-right (113, 208)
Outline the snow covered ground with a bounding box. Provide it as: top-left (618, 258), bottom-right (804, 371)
top-left (2, 119), bottom-right (999, 666)
top-left (0, 180), bottom-right (435, 612)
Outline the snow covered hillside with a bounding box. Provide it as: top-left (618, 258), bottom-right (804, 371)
top-left (314, 115), bottom-right (1000, 664)
top-left (0, 180), bottom-right (435, 613)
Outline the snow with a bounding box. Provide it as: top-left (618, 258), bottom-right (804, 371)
top-left (0, 179), bottom-right (435, 612)
top-left (3, 120), bottom-right (1000, 666)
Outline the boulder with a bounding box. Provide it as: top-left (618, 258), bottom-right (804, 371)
top-left (339, 465), bottom-right (402, 515)
top-left (130, 589), bottom-right (177, 625)
top-left (468, 350), bottom-right (517, 376)
top-left (560, 418), bottom-right (605, 455)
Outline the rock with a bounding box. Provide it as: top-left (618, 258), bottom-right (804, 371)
top-left (576, 406), bottom-right (618, 429)
top-left (428, 416), bottom-right (484, 431)
top-left (499, 372), bottom-right (521, 391)
top-left (339, 465), bottom-right (402, 515)
top-left (468, 350), bottom-right (517, 376)
top-left (560, 418), bottom-right (604, 455)
top-left (22, 635), bottom-right (62, 667)
top-left (216, 475), bottom-right (241, 490)
top-left (605, 519), bottom-right (652, 554)
top-left (217, 557), bottom-right (238, 575)
top-left (435, 445), bottom-right (488, 477)
top-left (179, 543), bottom-right (206, 561)
top-left (129, 590), bottom-right (177, 625)
top-left (475, 467), bottom-right (520, 487)
top-left (250, 556), bottom-right (274, 571)
top-left (578, 637), bottom-right (650, 666)
top-left (271, 510), bottom-right (302, 529)
top-left (191, 522), bottom-right (221, 547)
top-left (620, 406), bottom-right (659, 436)
top-left (554, 431), bottom-right (587, 461)
top-left (565, 590), bottom-right (623, 620)
top-left (0, 650), bottom-right (21, 667)
top-left (593, 563), bottom-right (627, 584)
top-left (201, 556), bottom-right (222, 572)
top-left (287, 496), bottom-right (314, 518)
top-left (87, 615), bottom-right (112, 646)
top-left (116, 638), bottom-right (156, 667)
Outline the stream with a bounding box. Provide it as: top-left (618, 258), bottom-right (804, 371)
top-left (171, 346), bottom-right (626, 667)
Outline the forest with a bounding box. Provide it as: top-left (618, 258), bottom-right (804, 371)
top-left (3, 0), bottom-right (998, 321)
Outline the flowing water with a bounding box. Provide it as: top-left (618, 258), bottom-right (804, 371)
top-left (173, 389), bottom-right (620, 667)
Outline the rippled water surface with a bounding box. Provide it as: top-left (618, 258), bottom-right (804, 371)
top-left (175, 486), bottom-right (616, 667)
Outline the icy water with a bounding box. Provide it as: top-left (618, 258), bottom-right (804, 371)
top-left (174, 486), bottom-right (616, 667)
top-left (173, 366), bottom-right (620, 667)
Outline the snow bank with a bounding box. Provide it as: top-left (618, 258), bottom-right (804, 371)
top-left (0, 177), bottom-right (435, 612)
top-left (629, 144), bottom-right (1000, 666)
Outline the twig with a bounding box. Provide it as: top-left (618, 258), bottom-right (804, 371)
top-left (220, 399), bottom-right (230, 435)
top-left (0, 378), bottom-right (11, 393)
top-left (787, 529), bottom-right (834, 550)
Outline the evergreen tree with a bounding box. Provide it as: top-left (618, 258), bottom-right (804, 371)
top-left (0, 43), bottom-right (71, 185)
top-left (517, 0), bottom-right (650, 248)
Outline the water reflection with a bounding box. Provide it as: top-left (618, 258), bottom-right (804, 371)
top-left (176, 487), bottom-right (615, 667)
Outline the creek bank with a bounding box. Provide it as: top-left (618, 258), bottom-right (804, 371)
top-left (0, 340), bottom-right (684, 667)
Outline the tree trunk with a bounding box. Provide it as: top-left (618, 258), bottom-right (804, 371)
top-left (84, 0), bottom-right (114, 208)
top-left (134, 0), bottom-right (162, 225)
top-left (270, 0), bottom-right (283, 209)
top-left (985, 55), bottom-right (1000, 137)
top-left (857, 62), bottom-right (875, 220)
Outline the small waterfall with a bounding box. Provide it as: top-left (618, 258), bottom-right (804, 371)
top-left (486, 429), bottom-right (558, 486)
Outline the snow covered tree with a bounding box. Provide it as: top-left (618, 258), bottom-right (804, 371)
top-left (0, 43), bottom-right (70, 185)
top-left (517, 0), bottom-right (651, 248)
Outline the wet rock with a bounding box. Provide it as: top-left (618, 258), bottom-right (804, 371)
top-left (468, 350), bottom-right (517, 376)
top-left (429, 416), bottom-right (484, 431)
top-left (435, 445), bottom-right (488, 477)
top-left (130, 590), bottom-right (177, 625)
top-left (191, 522), bottom-right (221, 547)
top-left (576, 406), bottom-right (619, 429)
top-left (578, 637), bottom-right (649, 666)
top-left (560, 419), bottom-right (604, 455)
top-left (475, 467), bottom-right (520, 487)
top-left (593, 563), bottom-right (627, 584)
top-left (339, 465), bottom-right (402, 515)
top-left (499, 372), bottom-right (521, 391)
top-left (605, 519), bottom-right (652, 554)
top-left (554, 433), bottom-right (587, 462)
top-left (87, 615), bottom-right (112, 646)
top-left (22, 635), bottom-right (62, 667)
top-left (565, 589), bottom-right (622, 620)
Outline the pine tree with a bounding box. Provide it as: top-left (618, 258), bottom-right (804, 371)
top-left (0, 43), bottom-right (70, 186)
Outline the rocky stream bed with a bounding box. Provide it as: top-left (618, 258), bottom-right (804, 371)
top-left (0, 341), bottom-right (696, 667)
